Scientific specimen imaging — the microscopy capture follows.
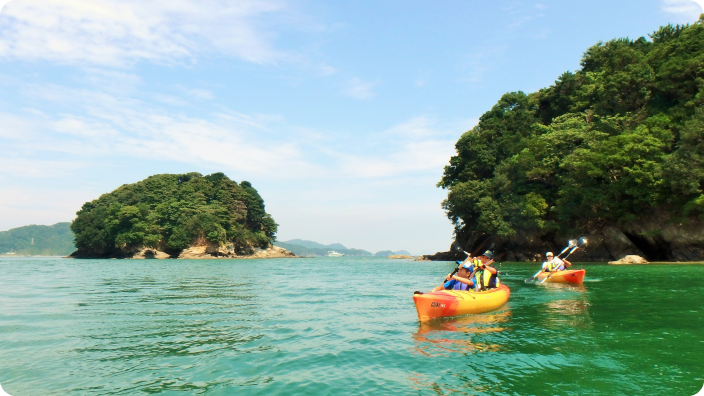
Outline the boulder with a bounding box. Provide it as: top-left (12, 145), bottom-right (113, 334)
top-left (608, 255), bottom-right (649, 265)
top-left (130, 248), bottom-right (171, 259)
top-left (247, 245), bottom-right (297, 259)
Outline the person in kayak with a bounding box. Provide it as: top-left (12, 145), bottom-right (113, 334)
top-left (542, 251), bottom-right (572, 272)
top-left (433, 262), bottom-right (476, 292)
top-left (473, 250), bottom-right (500, 291)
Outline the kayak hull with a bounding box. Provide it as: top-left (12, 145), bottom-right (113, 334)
top-left (413, 284), bottom-right (510, 322)
top-left (536, 269), bottom-right (586, 284)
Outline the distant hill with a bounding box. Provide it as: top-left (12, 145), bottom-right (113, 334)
top-left (274, 241), bottom-right (372, 257)
top-left (374, 250), bottom-right (412, 257)
top-left (282, 239), bottom-right (347, 250)
top-left (275, 240), bottom-right (410, 257)
top-left (0, 223), bottom-right (75, 256)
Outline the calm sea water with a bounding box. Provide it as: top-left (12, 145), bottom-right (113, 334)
top-left (0, 257), bottom-right (702, 395)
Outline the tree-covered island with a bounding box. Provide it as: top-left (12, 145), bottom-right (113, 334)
top-left (70, 173), bottom-right (293, 259)
top-left (437, 18), bottom-right (704, 262)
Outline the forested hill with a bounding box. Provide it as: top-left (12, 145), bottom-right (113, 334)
top-left (71, 173), bottom-right (278, 258)
top-left (439, 19), bottom-right (704, 261)
top-left (0, 223), bottom-right (75, 256)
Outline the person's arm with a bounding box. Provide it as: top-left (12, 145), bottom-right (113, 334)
top-left (482, 265), bottom-right (497, 275)
top-left (449, 275), bottom-right (475, 286)
top-left (563, 259), bottom-right (572, 268)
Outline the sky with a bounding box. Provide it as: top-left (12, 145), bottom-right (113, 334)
top-left (0, 0), bottom-right (702, 255)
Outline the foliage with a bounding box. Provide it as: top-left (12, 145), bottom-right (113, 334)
top-left (71, 173), bottom-right (278, 257)
top-left (440, 18), bottom-right (704, 237)
top-left (0, 223), bottom-right (75, 256)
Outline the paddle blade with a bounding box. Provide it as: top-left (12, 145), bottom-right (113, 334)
top-left (577, 237), bottom-right (588, 247)
top-left (524, 269), bottom-right (543, 283)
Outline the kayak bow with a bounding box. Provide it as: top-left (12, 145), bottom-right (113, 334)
top-left (536, 269), bottom-right (586, 284)
top-left (413, 284), bottom-right (510, 322)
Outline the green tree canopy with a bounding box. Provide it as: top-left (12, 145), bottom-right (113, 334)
top-left (439, 18), bottom-right (704, 238)
top-left (71, 173), bottom-right (278, 257)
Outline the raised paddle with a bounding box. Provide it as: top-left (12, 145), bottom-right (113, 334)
top-left (447, 241), bottom-right (494, 278)
top-left (541, 237), bottom-right (588, 283)
top-left (524, 239), bottom-right (577, 283)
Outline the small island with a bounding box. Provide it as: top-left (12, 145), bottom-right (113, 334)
top-left (69, 172), bottom-right (295, 259)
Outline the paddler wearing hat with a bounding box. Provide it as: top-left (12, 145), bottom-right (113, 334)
top-left (541, 251), bottom-right (572, 272)
top-left (433, 261), bottom-right (476, 292)
top-left (473, 250), bottom-right (500, 291)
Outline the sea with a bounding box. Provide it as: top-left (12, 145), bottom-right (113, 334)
top-left (0, 257), bottom-right (702, 395)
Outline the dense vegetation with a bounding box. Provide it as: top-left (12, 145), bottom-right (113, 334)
top-left (0, 223), bottom-right (75, 256)
top-left (71, 173), bottom-right (278, 257)
top-left (439, 19), bottom-right (704, 238)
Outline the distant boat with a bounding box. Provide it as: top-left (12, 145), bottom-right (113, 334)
top-left (327, 251), bottom-right (345, 257)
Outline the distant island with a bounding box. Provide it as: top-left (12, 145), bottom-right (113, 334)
top-left (0, 223), bottom-right (75, 256)
top-left (434, 19), bottom-right (704, 262)
top-left (69, 172), bottom-right (293, 259)
top-left (274, 239), bottom-right (411, 257)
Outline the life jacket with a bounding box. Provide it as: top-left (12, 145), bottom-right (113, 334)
top-left (475, 266), bottom-right (500, 291)
top-left (544, 258), bottom-right (563, 272)
top-left (444, 279), bottom-right (470, 291)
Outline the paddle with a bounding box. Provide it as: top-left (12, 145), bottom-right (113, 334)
top-left (524, 239), bottom-right (577, 283)
top-left (541, 237), bottom-right (588, 283)
top-left (469, 252), bottom-right (505, 291)
top-left (447, 241), bottom-right (494, 279)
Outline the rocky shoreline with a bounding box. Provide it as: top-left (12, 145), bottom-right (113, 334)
top-left (417, 217), bottom-right (704, 262)
top-left (68, 244), bottom-right (297, 259)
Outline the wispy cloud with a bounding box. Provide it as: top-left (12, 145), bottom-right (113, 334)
top-left (343, 77), bottom-right (376, 100)
top-left (330, 116), bottom-right (472, 178)
top-left (0, 0), bottom-right (291, 67)
top-left (662, 0), bottom-right (704, 20)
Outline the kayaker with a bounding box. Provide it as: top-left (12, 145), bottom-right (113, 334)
top-left (542, 251), bottom-right (572, 272)
top-left (433, 262), bottom-right (476, 292)
top-left (473, 250), bottom-right (500, 291)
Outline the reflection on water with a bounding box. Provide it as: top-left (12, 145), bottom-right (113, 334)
top-left (539, 282), bottom-right (593, 329)
top-left (412, 309), bottom-right (511, 357)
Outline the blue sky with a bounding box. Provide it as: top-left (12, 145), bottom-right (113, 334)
top-left (0, 0), bottom-right (701, 255)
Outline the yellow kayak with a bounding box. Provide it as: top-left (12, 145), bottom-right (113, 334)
top-left (412, 284), bottom-right (510, 322)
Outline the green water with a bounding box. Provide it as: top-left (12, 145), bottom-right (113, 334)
top-left (0, 257), bottom-right (702, 395)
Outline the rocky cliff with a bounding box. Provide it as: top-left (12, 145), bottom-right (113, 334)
top-left (70, 242), bottom-right (297, 260)
top-left (419, 216), bottom-right (704, 262)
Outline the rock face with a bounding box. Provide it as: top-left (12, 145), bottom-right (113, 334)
top-left (131, 248), bottom-right (171, 259)
top-left (609, 255), bottom-right (649, 265)
top-left (70, 243), bottom-right (296, 259)
top-left (421, 216), bottom-right (704, 262)
top-left (177, 244), bottom-right (296, 259)
top-left (387, 255), bottom-right (413, 259)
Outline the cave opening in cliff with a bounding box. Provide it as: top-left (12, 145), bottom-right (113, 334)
top-left (622, 232), bottom-right (670, 261)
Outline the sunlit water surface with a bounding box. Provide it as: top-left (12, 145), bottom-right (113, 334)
top-left (0, 257), bottom-right (702, 395)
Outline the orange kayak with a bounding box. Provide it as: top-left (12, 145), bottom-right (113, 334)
top-left (413, 284), bottom-right (510, 322)
top-left (536, 269), bottom-right (586, 284)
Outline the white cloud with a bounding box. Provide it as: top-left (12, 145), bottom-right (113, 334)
top-left (662, 0), bottom-right (704, 20)
top-left (329, 116), bottom-right (472, 179)
top-left (343, 77), bottom-right (376, 100)
top-left (0, 186), bottom-right (96, 230)
top-left (0, 157), bottom-right (86, 178)
top-left (0, 0), bottom-right (290, 67)
top-left (180, 87), bottom-right (214, 100)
